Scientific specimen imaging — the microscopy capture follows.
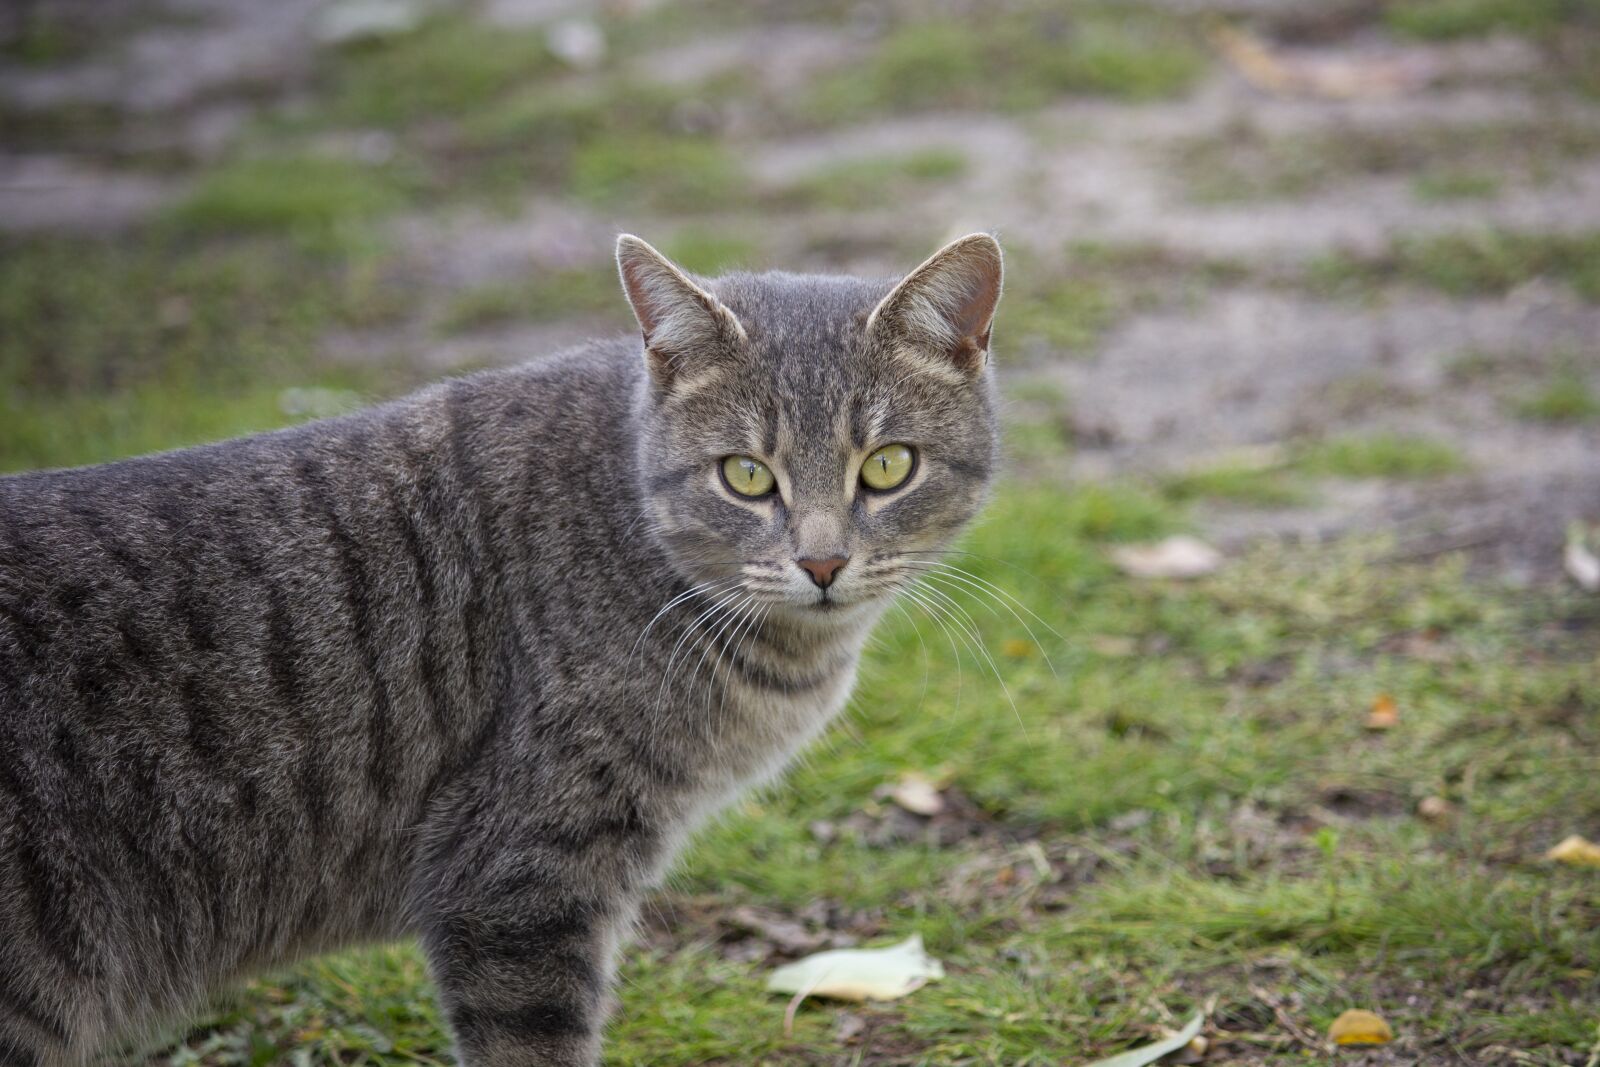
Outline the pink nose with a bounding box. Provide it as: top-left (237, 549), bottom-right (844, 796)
top-left (797, 557), bottom-right (848, 588)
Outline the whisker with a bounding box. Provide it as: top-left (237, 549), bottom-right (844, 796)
top-left (907, 578), bottom-right (1029, 741)
top-left (632, 575), bottom-right (745, 662)
top-left (899, 555), bottom-right (1066, 642)
top-left (657, 587), bottom-right (746, 709)
top-left (895, 583), bottom-right (965, 714)
top-left (897, 561), bottom-right (1060, 678)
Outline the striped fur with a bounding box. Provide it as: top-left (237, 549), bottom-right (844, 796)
top-left (0, 235), bottom-right (1001, 1066)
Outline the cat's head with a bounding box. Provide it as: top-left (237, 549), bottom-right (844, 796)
top-left (620, 233), bottom-right (1001, 620)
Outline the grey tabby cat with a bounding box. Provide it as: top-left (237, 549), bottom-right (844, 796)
top-left (0, 231), bottom-right (1003, 1066)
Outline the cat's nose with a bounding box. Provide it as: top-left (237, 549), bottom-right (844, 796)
top-left (797, 556), bottom-right (848, 588)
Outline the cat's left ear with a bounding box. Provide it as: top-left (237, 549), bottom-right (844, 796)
top-left (616, 234), bottom-right (747, 389)
top-left (867, 233), bottom-right (1003, 379)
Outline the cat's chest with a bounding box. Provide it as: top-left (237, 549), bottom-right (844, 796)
top-left (685, 632), bottom-right (865, 799)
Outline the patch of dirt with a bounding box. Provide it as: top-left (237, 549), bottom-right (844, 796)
top-left (639, 23), bottom-right (869, 93)
top-left (1037, 287), bottom-right (1600, 578)
top-left (0, 152), bottom-right (182, 231)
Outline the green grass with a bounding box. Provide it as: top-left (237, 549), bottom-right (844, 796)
top-left (167, 157), bottom-right (410, 238)
top-left (0, 233), bottom-right (413, 472)
top-left (660, 230), bottom-right (762, 275)
top-left (569, 134), bottom-right (746, 211)
top-left (1160, 461), bottom-right (1309, 507)
top-left (435, 267), bottom-right (626, 335)
top-left (1311, 229), bottom-right (1600, 301)
top-left (1294, 434), bottom-right (1466, 479)
top-left (323, 13), bottom-right (559, 126)
top-left (1412, 170), bottom-right (1502, 200)
top-left (1385, 0), bottom-right (1600, 39)
top-left (771, 149), bottom-right (968, 211)
top-left (1515, 369), bottom-right (1600, 422)
top-left (804, 12), bottom-right (1206, 121)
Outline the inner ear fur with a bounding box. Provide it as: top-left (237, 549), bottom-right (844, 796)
top-left (615, 234), bottom-right (746, 386)
top-left (868, 233), bottom-right (1003, 376)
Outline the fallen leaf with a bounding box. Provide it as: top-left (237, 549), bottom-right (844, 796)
top-left (1082, 1013), bottom-right (1205, 1067)
top-left (1112, 536), bottom-right (1222, 580)
top-left (1329, 1009), bottom-right (1394, 1046)
top-left (1545, 834), bottom-right (1600, 868)
top-left (769, 935), bottom-right (943, 1034)
top-left (1417, 795), bottom-right (1454, 822)
top-left (766, 934), bottom-right (944, 1003)
top-left (1365, 694), bottom-right (1399, 731)
top-left (1564, 524), bottom-right (1600, 592)
top-left (888, 772), bottom-right (945, 817)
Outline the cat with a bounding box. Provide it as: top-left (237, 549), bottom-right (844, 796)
top-left (0, 231), bottom-right (1003, 1067)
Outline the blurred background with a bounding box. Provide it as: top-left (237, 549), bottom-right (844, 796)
top-left (3, 0), bottom-right (1600, 1063)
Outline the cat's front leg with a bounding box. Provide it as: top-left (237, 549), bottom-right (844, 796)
top-left (413, 791), bottom-right (652, 1067)
top-left (420, 892), bottom-right (627, 1067)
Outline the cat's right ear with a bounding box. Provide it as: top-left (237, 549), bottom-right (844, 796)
top-left (867, 232), bottom-right (1003, 382)
top-left (616, 234), bottom-right (747, 389)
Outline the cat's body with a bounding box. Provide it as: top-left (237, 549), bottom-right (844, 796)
top-left (0, 235), bottom-right (1003, 1066)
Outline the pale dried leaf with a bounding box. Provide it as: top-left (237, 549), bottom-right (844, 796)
top-left (1112, 536), bottom-right (1221, 580)
top-left (1564, 533), bottom-right (1600, 592)
top-left (766, 934), bottom-right (944, 1003)
top-left (889, 773), bottom-right (945, 816)
top-left (1082, 1013), bottom-right (1205, 1067)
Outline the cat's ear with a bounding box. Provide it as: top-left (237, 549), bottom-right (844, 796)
top-left (867, 233), bottom-right (1003, 379)
top-left (616, 234), bottom-right (747, 387)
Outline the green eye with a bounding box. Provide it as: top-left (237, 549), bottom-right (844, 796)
top-left (722, 455), bottom-right (776, 497)
top-left (861, 444), bottom-right (914, 491)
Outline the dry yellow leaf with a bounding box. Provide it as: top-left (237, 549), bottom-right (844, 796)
top-left (1365, 694), bottom-right (1399, 731)
top-left (1329, 1009), bottom-right (1393, 1045)
top-left (1000, 638), bottom-right (1033, 658)
top-left (1545, 834), bottom-right (1600, 868)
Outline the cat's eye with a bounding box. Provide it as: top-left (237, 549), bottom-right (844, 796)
top-left (722, 455), bottom-right (776, 497)
top-left (860, 444), bottom-right (915, 492)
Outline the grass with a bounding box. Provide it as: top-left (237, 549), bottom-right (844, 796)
top-left (1001, 242), bottom-right (1249, 359)
top-left (1160, 461), bottom-right (1309, 507)
top-left (104, 477), bottom-right (1599, 1065)
top-left (660, 230), bottom-right (762, 275)
top-left (804, 11), bottom-right (1206, 122)
top-left (1294, 433), bottom-right (1466, 479)
top-left (770, 149), bottom-right (968, 211)
top-left (1311, 229), bottom-right (1600, 301)
top-left (1515, 369), bottom-right (1600, 422)
top-left (0, 233), bottom-right (414, 472)
top-left (569, 134), bottom-right (747, 211)
top-left (1385, 0), bottom-right (1600, 40)
top-left (167, 157), bottom-right (410, 238)
top-left (435, 267), bottom-right (627, 336)
top-left (1171, 118), bottom-right (1600, 204)
top-left (1412, 170), bottom-right (1502, 200)
top-left (322, 13), bottom-right (559, 126)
